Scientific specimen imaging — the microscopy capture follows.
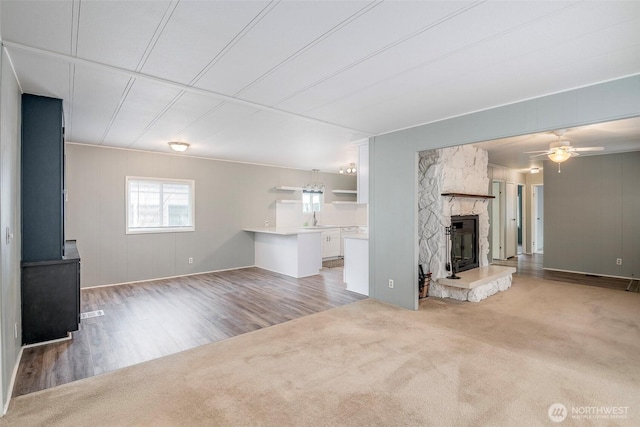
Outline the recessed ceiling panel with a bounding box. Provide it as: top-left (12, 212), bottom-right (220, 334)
top-left (6, 49), bottom-right (70, 100)
top-left (195, 110), bottom-right (366, 171)
top-left (0, 0), bottom-right (72, 54)
top-left (132, 92), bottom-right (227, 151)
top-left (239, 0), bottom-right (474, 106)
top-left (140, 0), bottom-right (271, 84)
top-left (67, 65), bottom-right (133, 144)
top-left (102, 78), bottom-right (183, 147)
top-left (176, 102), bottom-right (261, 144)
top-left (194, 0), bottom-right (372, 96)
top-left (273, 1), bottom-right (578, 117)
top-left (76, 0), bottom-right (174, 70)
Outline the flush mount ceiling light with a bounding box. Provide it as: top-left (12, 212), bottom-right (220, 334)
top-left (168, 141), bottom-right (189, 152)
top-left (530, 167), bottom-right (540, 174)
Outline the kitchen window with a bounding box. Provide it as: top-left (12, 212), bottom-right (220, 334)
top-left (302, 190), bottom-right (322, 213)
top-left (126, 177), bottom-right (195, 234)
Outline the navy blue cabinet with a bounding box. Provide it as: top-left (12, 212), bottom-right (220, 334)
top-left (21, 94), bottom-right (80, 344)
top-left (21, 94), bottom-right (64, 262)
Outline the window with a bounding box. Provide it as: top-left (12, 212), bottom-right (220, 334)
top-left (302, 190), bottom-right (322, 213)
top-left (126, 177), bottom-right (194, 234)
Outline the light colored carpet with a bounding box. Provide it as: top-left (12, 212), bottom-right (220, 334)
top-left (2, 276), bottom-right (639, 426)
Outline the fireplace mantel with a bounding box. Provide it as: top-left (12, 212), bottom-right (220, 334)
top-left (441, 192), bottom-right (495, 199)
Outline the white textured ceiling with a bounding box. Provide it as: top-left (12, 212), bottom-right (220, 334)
top-left (1, 0), bottom-right (639, 172)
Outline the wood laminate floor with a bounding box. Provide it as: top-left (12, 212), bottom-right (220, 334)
top-left (492, 253), bottom-right (632, 291)
top-left (13, 266), bottom-right (365, 397)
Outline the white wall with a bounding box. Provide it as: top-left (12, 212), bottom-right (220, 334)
top-left (276, 201), bottom-right (366, 228)
top-left (65, 144), bottom-right (357, 287)
top-left (0, 46), bottom-right (22, 413)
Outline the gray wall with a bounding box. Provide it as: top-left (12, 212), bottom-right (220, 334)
top-left (544, 152), bottom-right (640, 278)
top-left (65, 144), bottom-right (356, 287)
top-left (0, 46), bottom-right (22, 412)
top-left (370, 75), bottom-right (640, 310)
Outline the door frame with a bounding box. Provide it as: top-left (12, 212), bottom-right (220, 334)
top-left (517, 183), bottom-right (526, 255)
top-left (532, 184), bottom-right (544, 254)
top-left (490, 180), bottom-right (505, 260)
top-left (505, 181), bottom-right (517, 258)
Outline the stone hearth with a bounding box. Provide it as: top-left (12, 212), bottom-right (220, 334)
top-left (429, 265), bottom-right (515, 302)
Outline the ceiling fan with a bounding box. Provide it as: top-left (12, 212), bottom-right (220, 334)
top-left (525, 129), bottom-right (604, 173)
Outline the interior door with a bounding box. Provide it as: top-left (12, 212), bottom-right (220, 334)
top-left (534, 185), bottom-right (544, 253)
top-left (491, 181), bottom-right (503, 260)
top-left (506, 182), bottom-right (517, 258)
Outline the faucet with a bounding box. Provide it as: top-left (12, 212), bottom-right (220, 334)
top-left (313, 211), bottom-right (318, 226)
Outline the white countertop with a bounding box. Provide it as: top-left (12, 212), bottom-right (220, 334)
top-left (243, 225), bottom-right (364, 235)
top-left (243, 227), bottom-right (324, 235)
top-left (343, 233), bottom-right (368, 240)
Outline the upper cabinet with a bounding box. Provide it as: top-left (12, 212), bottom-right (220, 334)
top-left (21, 94), bottom-right (65, 262)
top-left (357, 143), bottom-right (369, 204)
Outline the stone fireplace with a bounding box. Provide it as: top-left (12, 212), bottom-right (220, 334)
top-left (418, 145), bottom-right (514, 302)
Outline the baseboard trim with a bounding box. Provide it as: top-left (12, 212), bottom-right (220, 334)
top-left (3, 346), bottom-right (24, 416)
top-left (543, 267), bottom-right (635, 281)
top-left (22, 333), bottom-right (72, 349)
top-left (81, 265), bottom-right (256, 290)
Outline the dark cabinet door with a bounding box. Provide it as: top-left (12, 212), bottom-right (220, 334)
top-left (21, 94), bottom-right (64, 262)
top-left (21, 259), bottom-right (80, 344)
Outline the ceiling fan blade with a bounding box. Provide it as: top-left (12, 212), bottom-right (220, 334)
top-left (529, 153), bottom-right (549, 158)
top-left (524, 150), bottom-right (550, 154)
top-left (573, 147), bottom-right (604, 152)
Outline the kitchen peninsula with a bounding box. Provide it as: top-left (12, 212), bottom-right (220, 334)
top-left (243, 227), bottom-right (323, 278)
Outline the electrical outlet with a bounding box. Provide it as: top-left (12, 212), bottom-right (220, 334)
top-left (188, 257), bottom-right (194, 264)
top-left (388, 279), bottom-right (394, 289)
top-left (264, 220), bottom-right (269, 227)
top-left (616, 258), bottom-right (622, 266)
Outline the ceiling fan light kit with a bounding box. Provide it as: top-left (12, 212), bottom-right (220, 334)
top-left (526, 131), bottom-right (605, 173)
top-left (548, 148), bottom-right (571, 163)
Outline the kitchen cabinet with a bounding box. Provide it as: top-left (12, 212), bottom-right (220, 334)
top-left (245, 228), bottom-right (322, 278)
top-left (321, 228), bottom-right (340, 259)
top-left (21, 241), bottom-right (81, 344)
top-left (21, 94), bottom-right (81, 345)
top-left (340, 227), bottom-right (359, 257)
top-left (343, 235), bottom-right (369, 296)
